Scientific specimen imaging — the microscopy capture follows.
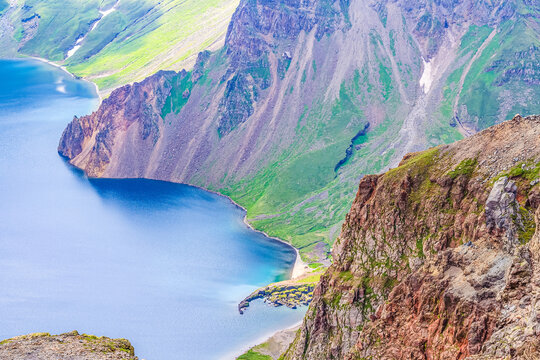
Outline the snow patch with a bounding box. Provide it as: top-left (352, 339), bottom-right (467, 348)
top-left (419, 59), bottom-right (433, 93)
top-left (65, 1), bottom-right (120, 59)
top-left (66, 44), bottom-right (82, 58)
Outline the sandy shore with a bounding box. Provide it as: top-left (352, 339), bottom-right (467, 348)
top-left (242, 217), bottom-right (310, 279)
top-left (224, 321), bottom-right (303, 360)
top-left (199, 187), bottom-right (310, 280)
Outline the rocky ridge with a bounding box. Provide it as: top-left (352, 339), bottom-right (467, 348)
top-left (0, 331), bottom-right (137, 360)
top-left (283, 114), bottom-right (540, 359)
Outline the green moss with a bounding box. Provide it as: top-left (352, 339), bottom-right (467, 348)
top-left (378, 62), bottom-right (393, 101)
top-left (386, 147), bottom-right (440, 181)
top-left (1, 333), bottom-right (51, 345)
top-left (339, 271), bottom-right (354, 281)
top-left (247, 55), bottom-right (271, 88)
top-left (13, 26), bottom-right (25, 42)
top-left (382, 276), bottom-right (397, 291)
top-left (416, 237), bottom-right (425, 259)
top-left (161, 72), bottom-right (193, 118)
top-left (518, 207), bottom-right (536, 244)
top-left (83, 334), bottom-right (100, 341)
top-left (447, 158), bottom-right (477, 179)
top-left (493, 160), bottom-right (540, 183)
top-left (329, 292), bottom-right (342, 307)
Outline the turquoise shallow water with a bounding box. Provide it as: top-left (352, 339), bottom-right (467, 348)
top-left (0, 59), bottom-right (306, 359)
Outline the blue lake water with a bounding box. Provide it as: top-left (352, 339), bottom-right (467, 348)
top-left (0, 59), bottom-right (306, 359)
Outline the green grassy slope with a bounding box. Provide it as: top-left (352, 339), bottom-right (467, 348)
top-left (1, 0), bottom-right (239, 93)
top-left (437, 10), bottom-right (540, 133)
top-left (219, 8), bottom-right (540, 263)
top-left (216, 50), bottom-right (410, 261)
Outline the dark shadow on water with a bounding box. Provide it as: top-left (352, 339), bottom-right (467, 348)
top-left (60, 153), bottom-right (88, 181)
top-left (60, 154), bottom-right (212, 205)
top-left (59, 154), bottom-right (298, 280)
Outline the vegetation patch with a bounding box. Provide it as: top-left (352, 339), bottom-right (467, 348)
top-left (493, 160), bottom-right (540, 183)
top-left (238, 281), bottom-right (317, 314)
top-left (385, 147), bottom-right (440, 181)
top-left (518, 206), bottom-right (536, 244)
top-left (237, 350), bottom-right (272, 360)
top-left (447, 158), bottom-right (477, 179)
top-left (298, 273), bottom-right (322, 283)
top-left (161, 72), bottom-right (193, 118)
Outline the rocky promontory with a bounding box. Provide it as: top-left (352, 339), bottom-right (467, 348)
top-left (239, 272), bottom-right (323, 314)
top-left (0, 331), bottom-right (138, 360)
top-left (239, 283), bottom-right (315, 314)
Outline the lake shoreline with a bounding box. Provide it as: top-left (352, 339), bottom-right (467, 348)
top-left (24, 56), bottom-right (103, 103)
top-left (225, 320), bottom-right (304, 360)
top-left (27, 53), bottom-right (309, 288)
top-left (201, 187), bottom-right (310, 280)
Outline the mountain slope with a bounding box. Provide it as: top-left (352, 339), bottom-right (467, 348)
top-left (0, 0), bottom-right (239, 93)
top-left (58, 0), bottom-right (540, 262)
top-left (283, 114), bottom-right (540, 359)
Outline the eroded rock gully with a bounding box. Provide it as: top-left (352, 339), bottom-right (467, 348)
top-left (284, 115), bottom-right (540, 360)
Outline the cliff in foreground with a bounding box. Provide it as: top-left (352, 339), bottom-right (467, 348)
top-left (284, 114), bottom-right (540, 359)
top-left (0, 331), bottom-right (137, 360)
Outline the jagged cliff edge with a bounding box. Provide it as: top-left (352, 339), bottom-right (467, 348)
top-left (283, 114), bottom-right (540, 360)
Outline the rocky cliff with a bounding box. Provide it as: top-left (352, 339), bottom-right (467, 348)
top-left (59, 0), bottom-right (540, 261)
top-left (0, 331), bottom-right (137, 360)
top-left (283, 114), bottom-right (540, 359)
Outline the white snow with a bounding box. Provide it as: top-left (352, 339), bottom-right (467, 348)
top-left (419, 59), bottom-right (433, 93)
top-left (66, 44), bottom-right (82, 58)
top-left (65, 1), bottom-right (120, 59)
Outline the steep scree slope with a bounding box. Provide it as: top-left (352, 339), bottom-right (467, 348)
top-left (59, 0), bottom-right (540, 261)
top-left (283, 114), bottom-right (540, 359)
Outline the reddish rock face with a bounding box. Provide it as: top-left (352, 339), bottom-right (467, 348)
top-left (58, 71), bottom-right (175, 177)
top-left (284, 115), bottom-right (540, 360)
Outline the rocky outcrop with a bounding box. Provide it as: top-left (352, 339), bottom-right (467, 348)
top-left (59, 70), bottom-right (175, 177)
top-left (58, 0), bottom-right (540, 260)
top-left (0, 331), bottom-right (137, 360)
top-left (485, 176), bottom-right (521, 251)
top-left (239, 283), bottom-right (315, 314)
top-left (283, 115), bottom-right (540, 359)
